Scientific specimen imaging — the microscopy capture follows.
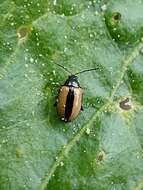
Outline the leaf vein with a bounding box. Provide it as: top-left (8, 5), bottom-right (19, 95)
top-left (38, 41), bottom-right (143, 190)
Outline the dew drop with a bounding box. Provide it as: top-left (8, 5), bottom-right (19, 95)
top-left (25, 15), bottom-right (30, 19)
top-left (53, 70), bottom-right (56, 75)
top-left (53, 0), bottom-right (57, 5)
top-left (89, 33), bottom-right (94, 38)
top-left (95, 11), bottom-right (99, 15)
top-left (136, 155), bottom-right (140, 159)
top-left (132, 79), bottom-right (135, 83)
top-left (101, 4), bottom-right (107, 11)
top-left (42, 63), bottom-right (45, 67)
top-left (30, 57), bottom-right (34, 63)
top-left (39, 54), bottom-right (43, 57)
top-left (10, 22), bottom-right (14, 26)
top-left (64, 35), bottom-right (67, 39)
top-left (60, 161), bottom-right (64, 166)
top-left (2, 139), bottom-right (8, 144)
top-left (24, 74), bottom-right (28, 78)
top-left (26, 123), bottom-right (30, 127)
top-left (81, 15), bottom-right (85, 20)
top-left (86, 128), bottom-right (90, 135)
top-left (25, 64), bottom-right (28, 68)
top-left (64, 47), bottom-right (68, 52)
top-left (63, 128), bottom-right (66, 132)
top-left (24, 56), bottom-right (28, 61)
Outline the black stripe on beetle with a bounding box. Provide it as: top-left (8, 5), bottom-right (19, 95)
top-left (65, 87), bottom-right (74, 121)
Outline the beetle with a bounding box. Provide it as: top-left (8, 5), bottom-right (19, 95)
top-left (54, 63), bottom-right (98, 122)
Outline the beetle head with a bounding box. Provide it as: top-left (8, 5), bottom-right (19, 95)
top-left (64, 75), bottom-right (80, 88)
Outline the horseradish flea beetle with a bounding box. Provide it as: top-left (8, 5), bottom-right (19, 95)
top-left (54, 63), bottom-right (98, 122)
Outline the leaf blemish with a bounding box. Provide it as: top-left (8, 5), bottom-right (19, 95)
top-left (96, 150), bottom-right (106, 163)
top-left (113, 12), bottom-right (121, 20)
top-left (112, 12), bottom-right (121, 25)
top-left (16, 147), bottom-right (25, 158)
top-left (17, 25), bottom-right (32, 40)
top-left (119, 98), bottom-right (132, 111)
top-left (139, 46), bottom-right (143, 55)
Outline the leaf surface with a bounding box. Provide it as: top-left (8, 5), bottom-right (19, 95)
top-left (0, 0), bottom-right (143, 190)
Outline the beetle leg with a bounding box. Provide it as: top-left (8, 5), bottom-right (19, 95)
top-left (54, 102), bottom-right (57, 107)
top-left (54, 99), bottom-right (58, 107)
top-left (54, 86), bottom-right (62, 107)
top-left (81, 105), bottom-right (84, 111)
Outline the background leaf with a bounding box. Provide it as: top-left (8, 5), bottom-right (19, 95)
top-left (0, 0), bottom-right (143, 190)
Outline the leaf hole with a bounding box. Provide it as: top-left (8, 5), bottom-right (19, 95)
top-left (119, 98), bottom-right (132, 111)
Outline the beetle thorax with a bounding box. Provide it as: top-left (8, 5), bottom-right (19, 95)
top-left (64, 75), bottom-right (80, 88)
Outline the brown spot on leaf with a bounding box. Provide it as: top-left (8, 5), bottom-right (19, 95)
top-left (119, 98), bottom-right (132, 111)
top-left (17, 25), bottom-right (32, 39)
top-left (97, 153), bottom-right (103, 161)
top-left (16, 147), bottom-right (25, 158)
top-left (112, 12), bottom-right (121, 24)
top-left (96, 150), bottom-right (106, 163)
top-left (113, 12), bottom-right (121, 20)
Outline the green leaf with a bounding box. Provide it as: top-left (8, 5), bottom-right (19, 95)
top-left (0, 0), bottom-right (143, 190)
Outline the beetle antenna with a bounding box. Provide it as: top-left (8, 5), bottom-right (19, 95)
top-left (53, 62), bottom-right (72, 75)
top-left (74, 68), bottom-right (98, 75)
